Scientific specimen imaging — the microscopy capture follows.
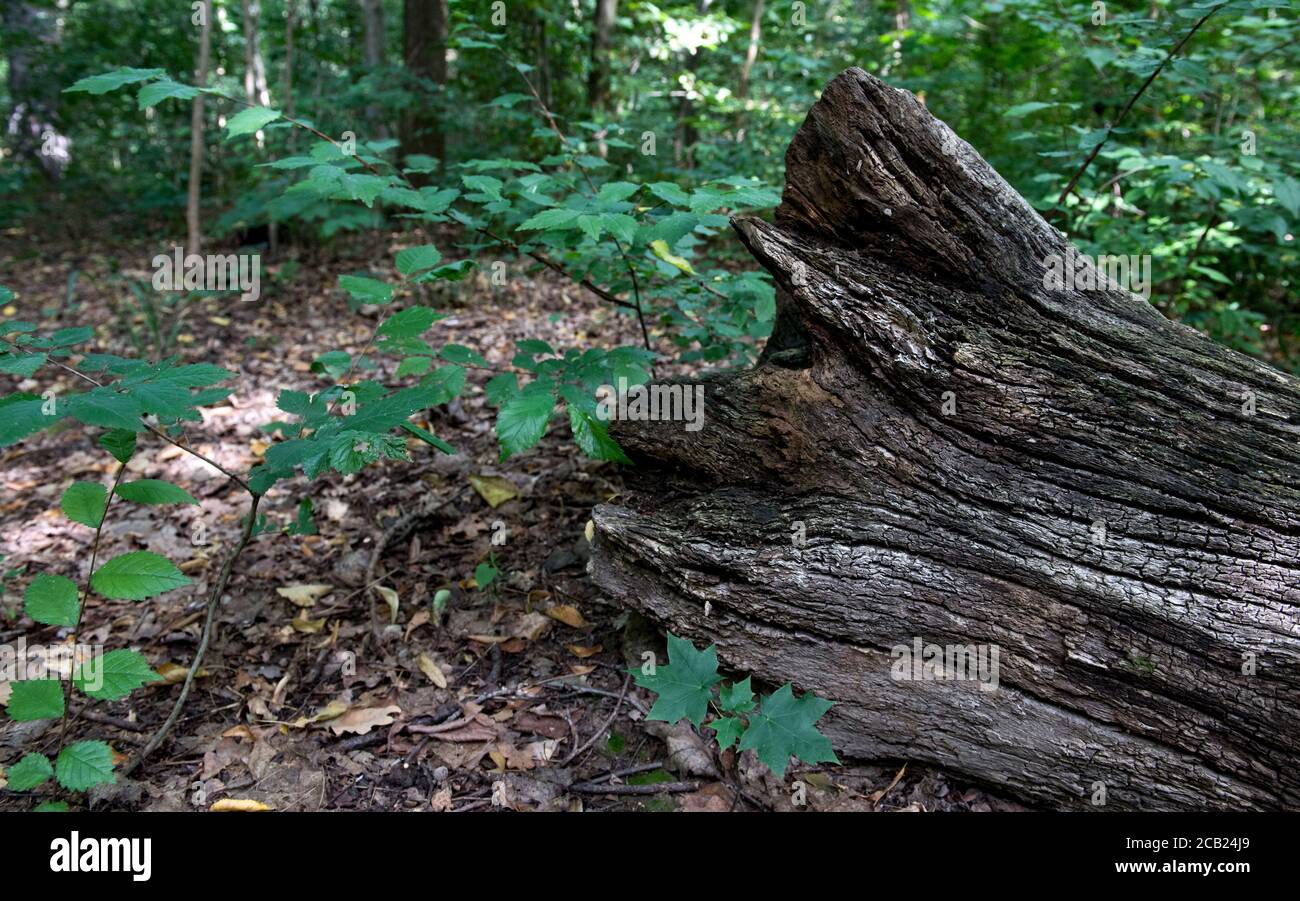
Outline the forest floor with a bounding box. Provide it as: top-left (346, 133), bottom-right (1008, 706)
top-left (0, 233), bottom-right (1026, 812)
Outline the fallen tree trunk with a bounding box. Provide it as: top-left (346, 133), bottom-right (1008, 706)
top-left (591, 68), bottom-right (1300, 810)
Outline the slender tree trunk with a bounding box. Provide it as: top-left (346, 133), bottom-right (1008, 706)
top-left (735, 0), bottom-right (763, 141)
top-left (401, 0), bottom-right (448, 178)
top-left (587, 0), bottom-right (617, 111)
top-left (1, 0), bottom-right (68, 180)
top-left (284, 0), bottom-right (297, 149)
top-left (593, 68), bottom-right (1300, 810)
top-left (187, 0), bottom-right (213, 253)
top-left (243, 0), bottom-right (271, 148)
top-left (737, 0), bottom-right (762, 98)
top-left (674, 0), bottom-right (712, 167)
top-left (361, 0), bottom-right (387, 135)
top-left (535, 12), bottom-right (552, 111)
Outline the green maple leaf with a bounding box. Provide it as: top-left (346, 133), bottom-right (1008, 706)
top-left (720, 676), bottom-right (756, 714)
top-left (708, 715), bottom-right (747, 750)
top-left (738, 683), bottom-right (838, 779)
top-left (632, 632), bottom-right (721, 727)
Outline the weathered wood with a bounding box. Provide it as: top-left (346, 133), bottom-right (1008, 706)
top-left (591, 68), bottom-right (1300, 810)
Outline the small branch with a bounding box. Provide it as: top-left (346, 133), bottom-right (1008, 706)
top-left (560, 672), bottom-right (631, 765)
top-left (59, 461), bottom-right (129, 755)
top-left (1055, 6), bottom-right (1221, 214)
top-left (123, 493), bottom-right (262, 776)
top-left (569, 780), bottom-right (700, 795)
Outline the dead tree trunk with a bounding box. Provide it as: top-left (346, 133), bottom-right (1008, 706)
top-left (591, 68), bottom-right (1300, 810)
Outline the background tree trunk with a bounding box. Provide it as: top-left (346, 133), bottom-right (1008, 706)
top-left (401, 0), bottom-right (447, 179)
top-left (674, 0), bottom-right (712, 167)
top-left (283, 0), bottom-right (297, 149)
top-left (243, 0), bottom-right (271, 148)
top-left (587, 0), bottom-right (617, 111)
top-left (361, 0), bottom-right (387, 136)
top-left (734, 0), bottom-right (763, 141)
top-left (591, 68), bottom-right (1300, 811)
top-left (187, 0), bottom-right (213, 253)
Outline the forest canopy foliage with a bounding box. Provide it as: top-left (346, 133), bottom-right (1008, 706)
top-left (2, 0), bottom-right (1297, 370)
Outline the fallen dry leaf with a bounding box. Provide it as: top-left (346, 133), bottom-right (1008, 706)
top-left (373, 585), bottom-right (400, 623)
top-left (291, 609), bottom-right (327, 633)
top-left (545, 605), bottom-right (586, 628)
top-left (157, 662), bottom-right (210, 684)
top-left (417, 653), bottom-right (448, 688)
top-left (405, 609), bottom-right (431, 640)
top-left (468, 473), bottom-right (520, 508)
top-left (567, 643), bottom-right (603, 658)
top-left (328, 704), bottom-right (401, 736)
top-left (291, 699), bottom-right (349, 729)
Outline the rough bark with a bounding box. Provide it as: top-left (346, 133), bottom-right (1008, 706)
top-left (591, 68), bottom-right (1300, 810)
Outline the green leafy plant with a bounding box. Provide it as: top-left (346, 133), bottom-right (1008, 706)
top-left (632, 632), bottom-right (838, 779)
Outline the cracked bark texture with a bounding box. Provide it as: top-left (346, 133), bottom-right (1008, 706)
top-left (590, 68), bottom-right (1300, 810)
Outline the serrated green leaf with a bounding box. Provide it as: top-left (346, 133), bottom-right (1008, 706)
top-left (568, 405), bottom-right (630, 463)
top-left (379, 306), bottom-right (439, 339)
top-left (598, 181), bottom-right (640, 203)
top-left (631, 633), bottom-right (722, 728)
top-left (440, 344), bottom-right (490, 367)
top-left (517, 208), bottom-right (579, 230)
top-left (33, 801), bottom-right (69, 812)
top-left (485, 372), bottom-right (519, 407)
top-left (55, 741), bottom-right (115, 792)
top-left (6, 752), bottom-right (54, 790)
top-left (226, 106), bottom-right (282, 139)
top-left (338, 275), bottom-right (393, 305)
top-left (576, 214), bottom-right (604, 241)
top-left (73, 648), bottom-right (161, 701)
top-left (396, 356), bottom-right (433, 378)
top-left (0, 394), bottom-right (56, 447)
top-left (61, 481), bottom-right (107, 527)
top-left (738, 683), bottom-right (838, 779)
top-left (6, 679), bottom-right (64, 721)
top-left (496, 380), bottom-right (555, 460)
top-left (64, 67), bottom-right (164, 95)
top-left (98, 429), bottom-right (137, 463)
top-left (24, 574), bottom-right (80, 627)
top-left (91, 551), bottom-right (191, 600)
top-left (0, 353), bottom-right (45, 377)
top-left (65, 389), bottom-right (142, 431)
top-left (396, 245), bottom-right (443, 276)
top-left (115, 479), bottom-right (199, 506)
top-left (647, 182), bottom-right (691, 206)
top-left (137, 78), bottom-right (200, 108)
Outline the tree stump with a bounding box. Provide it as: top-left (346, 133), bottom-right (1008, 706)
top-left (591, 68), bottom-right (1300, 810)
